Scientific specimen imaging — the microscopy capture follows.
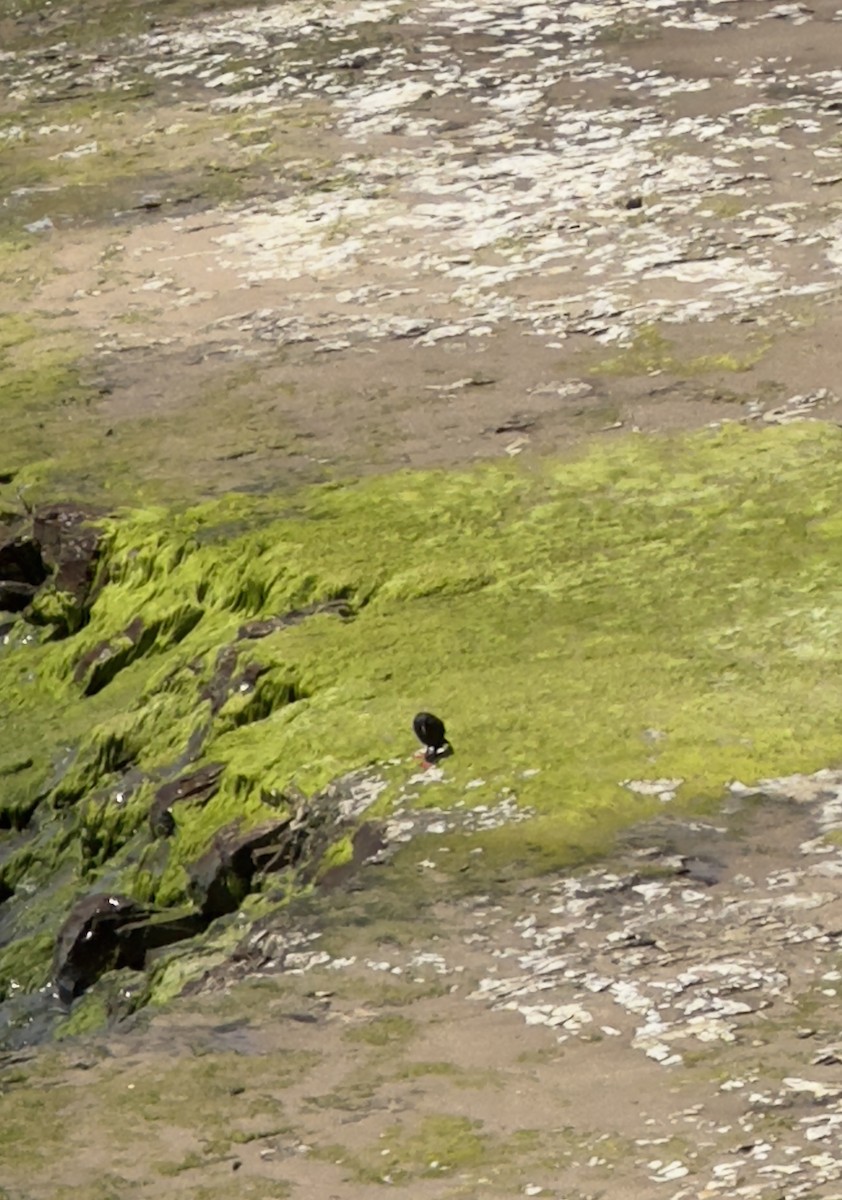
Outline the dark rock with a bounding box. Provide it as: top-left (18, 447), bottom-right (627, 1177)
top-left (72, 617), bottom-right (148, 694)
top-left (187, 818), bottom-right (294, 919)
top-left (73, 607), bottom-right (202, 695)
top-left (236, 598), bottom-right (352, 640)
top-left (233, 661), bottom-right (271, 697)
top-left (679, 855), bottom-right (726, 887)
top-left (149, 762), bottom-right (225, 838)
top-left (0, 505), bottom-right (102, 630)
top-left (319, 822), bottom-right (388, 891)
top-left (0, 534), bottom-right (46, 586)
top-left (53, 894), bottom-right (148, 1005)
top-left (32, 503), bottom-right (102, 607)
top-left (200, 645), bottom-right (238, 714)
top-left (195, 600), bottom-right (350, 718)
top-left (0, 580), bottom-right (39, 612)
top-left (199, 649), bottom-right (270, 716)
top-left (53, 893), bottom-right (203, 1005)
top-left (0, 534), bottom-right (47, 611)
top-left (490, 415), bottom-right (536, 435)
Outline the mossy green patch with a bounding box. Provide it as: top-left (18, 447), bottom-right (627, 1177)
top-left (0, 0), bottom-right (255, 52)
top-left (590, 323), bottom-right (767, 376)
top-left (0, 932), bottom-right (53, 999)
top-left (5, 422), bottom-right (842, 1011)
top-left (344, 1014), bottom-right (416, 1048)
top-left (0, 1075), bottom-right (80, 1169)
top-left (53, 991), bottom-right (110, 1040)
top-left (594, 17), bottom-right (662, 43)
top-left (304, 1078), bottom-right (380, 1113)
top-left (0, 316), bottom-right (99, 481)
top-left (393, 1060), bottom-right (505, 1089)
top-left (325, 1113), bottom-right (546, 1185)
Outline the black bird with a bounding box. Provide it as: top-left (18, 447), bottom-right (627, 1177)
top-left (412, 711), bottom-right (452, 765)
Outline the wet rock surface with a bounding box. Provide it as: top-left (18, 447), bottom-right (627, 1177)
top-left (193, 774), bottom-right (842, 1199)
top-left (148, 762), bottom-right (225, 838)
top-left (0, 505), bottom-right (101, 627)
top-left (53, 893), bottom-right (202, 1006)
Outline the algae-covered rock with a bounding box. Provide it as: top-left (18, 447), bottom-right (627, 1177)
top-left (187, 817), bottom-right (294, 919)
top-left (0, 932), bottom-right (53, 1000)
top-left (32, 503), bottom-right (101, 611)
top-left (53, 893), bottom-right (203, 1005)
top-left (318, 821), bottom-right (387, 890)
top-left (73, 606), bottom-right (203, 695)
top-left (0, 503), bottom-right (101, 631)
top-left (148, 762), bottom-right (225, 838)
top-left (236, 597), bottom-right (353, 640)
top-left (5, 423), bottom-right (842, 1036)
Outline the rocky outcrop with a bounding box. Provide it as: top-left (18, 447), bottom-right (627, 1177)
top-left (33, 503), bottom-right (102, 609)
top-left (0, 503), bottom-right (102, 630)
top-left (0, 534), bottom-right (47, 612)
top-left (48, 772), bottom-right (386, 1007)
top-left (53, 893), bottom-right (203, 1005)
top-left (236, 598), bottom-right (352, 640)
top-left (187, 817), bottom-right (297, 919)
top-left (148, 762), bottom-right (225, 838)
top-left (73, 606), bottom-right (203, 694)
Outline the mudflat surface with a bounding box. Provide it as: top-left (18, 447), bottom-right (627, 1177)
top-left (3, 1), bottom-right (842, 1197)
top-left (1, 0), bottom-right (842, 498)
top-left (5, 774), bottom-right (842, 1199)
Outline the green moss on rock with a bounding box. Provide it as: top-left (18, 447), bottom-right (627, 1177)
top-left (590, 323), bottom-right (767, 376)
top-left (5, 422), bottom-right (842, 1012)
top-left (0, 933), bottom-right (53, 999)
top-left (53, 991), bottom-right (110, 1040)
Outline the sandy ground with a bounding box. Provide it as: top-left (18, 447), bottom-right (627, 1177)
top-left (2, 0), bottom-right (842, 1196)
top-left (2, 0), bottom-right (842, 494)
top-left (5, 778), bottom-right (842, 1199)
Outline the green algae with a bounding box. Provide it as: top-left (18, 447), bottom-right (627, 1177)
top-left (0, 932), bottom-right (52, 999)
top-left (0, 333), bottom-right (316, 510)
top-left (0, 1069), bottom-right (80, 1170)
top-left (1, 0), bottom-right (205, 50)
top-left (0, 101), bottom-right (273, 239)
top-left (324, 1113), bottom-right (547, 1185)
top-left (53, 991), bottom-right (110, 1039)
top-left (5, 422), bottom-right (842, 1011)
top-left (0, 316), bottom-right (99, 481)
top-left (590, 323), bottom-right (768, 376)
top-left (393, 1060), bottom-right (504, 1089)
top-left (344, 1014), bottom-right (416, 1048)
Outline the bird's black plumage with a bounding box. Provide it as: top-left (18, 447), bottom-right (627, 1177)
top-left (412, 711), bottom-right (452, 763)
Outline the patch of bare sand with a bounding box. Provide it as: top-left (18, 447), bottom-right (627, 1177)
top-left (4, 0), bottom-right (840, 497)
top-left (6, 790), bottom-right (842, 1199)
